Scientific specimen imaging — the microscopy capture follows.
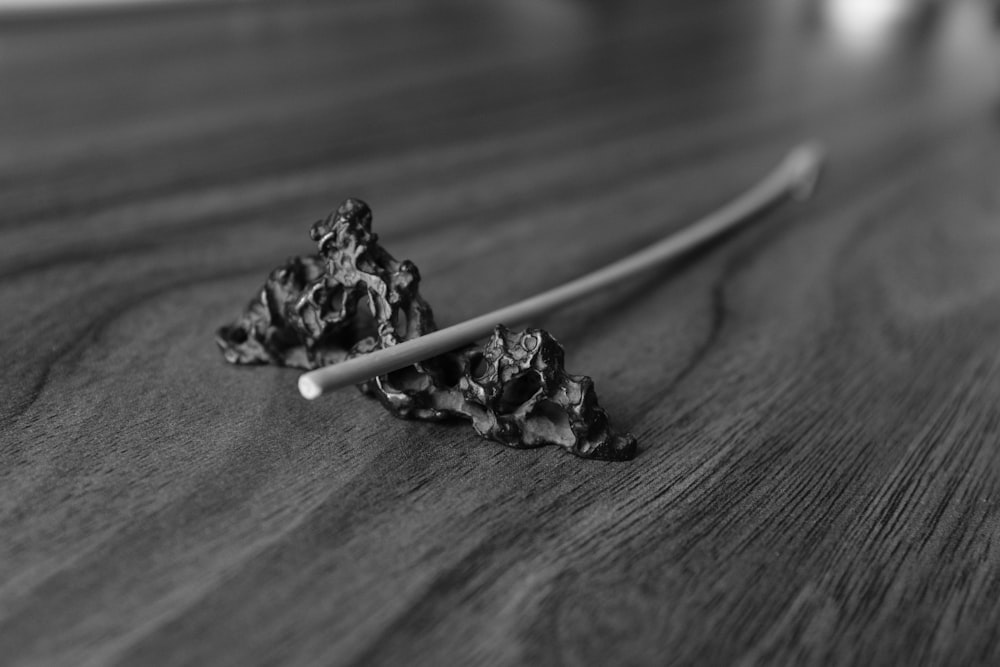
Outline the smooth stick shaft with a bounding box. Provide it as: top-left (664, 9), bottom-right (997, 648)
top-left (299, 142), bottom-right (825, 399)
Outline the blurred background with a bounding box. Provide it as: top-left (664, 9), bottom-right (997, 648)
top-left (2, 0), bottom-right (997, 319)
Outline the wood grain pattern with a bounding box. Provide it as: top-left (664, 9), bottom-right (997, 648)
top-left (2, 1), bottom-right (999, 665)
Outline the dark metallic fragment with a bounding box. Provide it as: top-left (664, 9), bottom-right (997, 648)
top-left (217, 198), bottom-right (636, 460)
top-left (461, 326), bottom-right (637, 460)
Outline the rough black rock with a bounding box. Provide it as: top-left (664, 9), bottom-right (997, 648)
top-left (217, 198), bottom-right (636, 460)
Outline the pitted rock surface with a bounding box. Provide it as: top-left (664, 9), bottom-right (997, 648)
top-left (461, 326), bottom-right (636, 460)
top-left (217, 198), bottom-right (636, 460)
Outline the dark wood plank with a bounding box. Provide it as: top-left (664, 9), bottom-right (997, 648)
top-left (2, 1), bottom-right (999, 664)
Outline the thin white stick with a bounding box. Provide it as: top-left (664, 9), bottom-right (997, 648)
top-left (299, 141), bottom-right (825, 399)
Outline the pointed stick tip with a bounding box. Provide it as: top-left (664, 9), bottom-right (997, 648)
top-left (788, 140), bottom-right (826, 201)
top-left (299, 375), bottom-right (322, 400)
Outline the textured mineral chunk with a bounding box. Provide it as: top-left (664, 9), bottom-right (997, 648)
top-left (217, 198), bottom-right (467, 420)
top-left (461, 326), bottom-right (637, 460)
top-left (217, 198), bottom-right (636, 460)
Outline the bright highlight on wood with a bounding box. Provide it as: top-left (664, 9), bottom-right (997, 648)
top-left (298, 142), bottom-right (826, 400)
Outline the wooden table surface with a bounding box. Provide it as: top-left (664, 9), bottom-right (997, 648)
top-left (3, 1), bottom-right (1000, 665)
